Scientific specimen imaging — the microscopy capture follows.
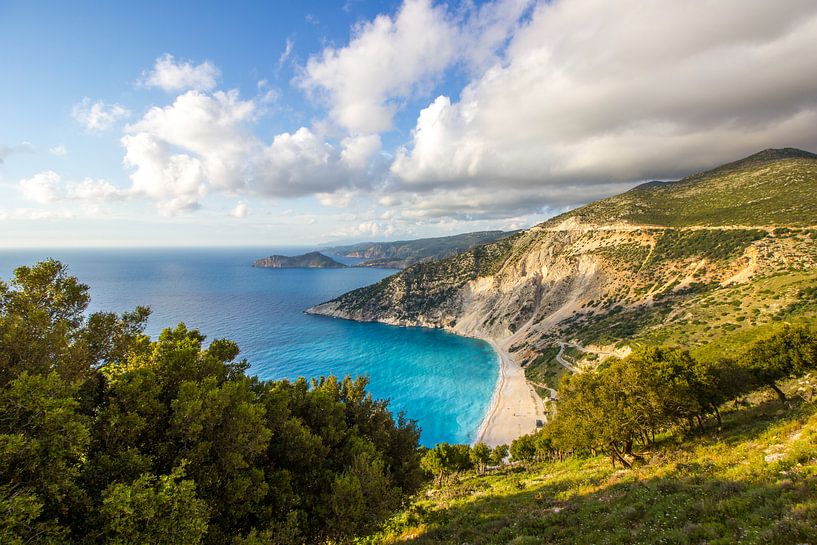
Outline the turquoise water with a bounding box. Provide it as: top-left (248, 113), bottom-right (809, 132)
top-left (0, 247), bottom-right (498, 446)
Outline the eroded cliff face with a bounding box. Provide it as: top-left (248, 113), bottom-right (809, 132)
top-left (309, 151), bottom-right (817, 365)
top-left (308, 217), bottom-right (817, 368)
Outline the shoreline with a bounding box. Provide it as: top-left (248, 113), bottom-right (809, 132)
top-left (306, 303), bottom-right (545, 447)
top-left (473, 336), bottom-right (547, 447)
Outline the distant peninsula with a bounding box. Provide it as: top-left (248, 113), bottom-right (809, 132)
top-left (253, 251), bottom-right (347, 269)
top-left (324, 230), bottom-right (516, 269)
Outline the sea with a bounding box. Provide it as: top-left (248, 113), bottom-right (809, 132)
top-left (0, 247), bottom-right (498, 446)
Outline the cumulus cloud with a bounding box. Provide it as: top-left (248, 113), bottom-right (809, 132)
top-left (391, 0), bottom-right (817, 202)
top-left (120, 88), bottom-right (383, 214)
top-left (72, 98), bottom-right (131, 132)
top-left (19, 171), bottom-right (62, 204)
top-left (300, 0), bottom-right (458, 133)
top-left (142, 54), bottom-right (220, 92)
top-left (298, 0), bottom-right (530, 134)
top-left (18, 170), bottom-right (125, 205)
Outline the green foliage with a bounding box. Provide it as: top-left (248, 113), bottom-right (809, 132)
top-left (100, 465), bottom-right (209, 545)
top-left (420, 443), bottom-right (474, 484)
top-left (367, 396), bottom-right (817, 545)
top-left (739, 325), bottom-right (817, 403)
top-left (470, 442), bottom-right (491, 474)
top-left (0, 261), bottom-right (424, 544)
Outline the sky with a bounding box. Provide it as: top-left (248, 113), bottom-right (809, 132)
top-left (2, 0), bottom-right (817, 248)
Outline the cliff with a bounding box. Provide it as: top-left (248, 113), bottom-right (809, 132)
top-left (308, 149), bottom-right (817, 377)
top-left (254, 251), bottom-right (347, 269)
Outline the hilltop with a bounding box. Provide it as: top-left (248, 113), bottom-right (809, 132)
top-left (309, 148), bottom-right (817, 424)
top-left (325, 231), bottom-right (515, 269)
top-left (556, 147), bottom-right (817, 228)
top-left (253, 251), bottom-right (347, 269)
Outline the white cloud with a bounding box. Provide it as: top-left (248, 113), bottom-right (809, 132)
top-left (230, 201), bottom-right (249, 218)
top-left (299, 0), bottom-right (459, 133)
top-left (278, 38), bottom-right (294, 68)
top-left (120, 89), bottom-right (381, 214)
top-left (19, 171), bottom-right (61, 204)
top-left (317, 189), bottom-right (357, 208)
top-left (391, 0), bottom-right (817, 201)
top-left (299, 0), bottom-right (531, 134)
top-left (18, 170), bottom-right (125, 206)
top-left (67, 178), bottom-right (123, 202)
top-left (340, 134), bottom-right (381, 170)
top-left (336, 220), bottom-right (396, 239)
top-left (48, 144), bottom-right (67, 157)
top-left (72, 98), bottom-right (131, 132)
top-left (142, 54), bottom-right (220, 92)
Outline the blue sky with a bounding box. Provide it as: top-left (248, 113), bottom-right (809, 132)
top-left (2, 0), bottom-right (817, 247)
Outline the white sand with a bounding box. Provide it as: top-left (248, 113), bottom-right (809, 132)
top-left (475, 339), bottom-right (547, 447)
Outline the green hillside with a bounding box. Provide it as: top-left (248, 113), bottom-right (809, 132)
top-left (365, 383), bottom-right (817, 545)
top-left (552, 148), bottom-right (817, 227)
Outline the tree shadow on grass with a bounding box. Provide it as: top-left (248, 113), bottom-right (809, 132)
top-left (392, 467), bottom-right (817, 545)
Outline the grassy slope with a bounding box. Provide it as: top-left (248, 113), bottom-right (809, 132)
top-left (363, 380), bottom-right (817, 545)
top-left (551, 148), bottom-right (817, 227)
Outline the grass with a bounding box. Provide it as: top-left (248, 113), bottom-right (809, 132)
top-left (360, 379), bottom-right (817, 545)
top-left (548, 150), bottom-right (817, 228)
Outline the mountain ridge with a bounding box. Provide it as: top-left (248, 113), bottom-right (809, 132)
top-left (308, 148), bottom-right (817, 391)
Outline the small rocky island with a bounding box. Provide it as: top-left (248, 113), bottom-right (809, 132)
top-left (253, 251), bottom-right (347, 269)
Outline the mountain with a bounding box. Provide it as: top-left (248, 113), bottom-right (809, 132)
top-left (253, 251), bottom-right (347, 269)
top-left (324, 230), bottom-right (516, 269)
top-left (308, 148), bottom-right (817, 384)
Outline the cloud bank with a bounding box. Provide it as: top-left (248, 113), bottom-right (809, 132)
top-left (21, 0), bottom-right (817, 235)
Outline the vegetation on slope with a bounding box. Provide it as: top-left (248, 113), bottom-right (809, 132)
top-left (316, 149), bottom-right (817, 341)
top-left (367, 392), bottom-right (817, 545)
top-left (365, 325), bottom-right (817, 545)
top-left (318, 234), bottom-right (519, 323)
top-left (549, 148), bottom-right (817, 227)
top-left (0, 261), bottom-right (423, 545)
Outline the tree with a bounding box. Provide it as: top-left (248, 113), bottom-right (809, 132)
top-left (470, 442), bottom-right (491, 474)
top-left (100, 465), bottom-right (209, 545)
top-left (0, 260), bottom-right (426, 544)
top-left (510, 434), bottom-right (536, 463)
top-left (490, 444), bottom-right (509, 466)
top-left (740, 325), bottom-right (817, 403)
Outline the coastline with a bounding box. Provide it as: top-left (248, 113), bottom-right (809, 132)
top-left (306, 302), bottom-right (546, 447)
top-left (473, 337), bottom-right (547, 447)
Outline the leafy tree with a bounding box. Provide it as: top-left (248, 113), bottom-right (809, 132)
top-left (490, 444), bottom-right (509, 466)
top-left (0, 261), bottom-right (425, 544)
top-left (510, 434), bottom-right (536, 463)
top-left (100, 465), bottom-right (209, 545)
top-left (470, 442), bottom-right (491, 474)
top-left (740, 325), bottom-right (817, 403)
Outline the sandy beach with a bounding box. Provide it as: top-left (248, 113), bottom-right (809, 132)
top-left (475, 338), bottom-right (548, 447)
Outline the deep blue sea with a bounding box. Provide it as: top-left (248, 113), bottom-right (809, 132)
top-left (0, 247), bottom-right (498, 446)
